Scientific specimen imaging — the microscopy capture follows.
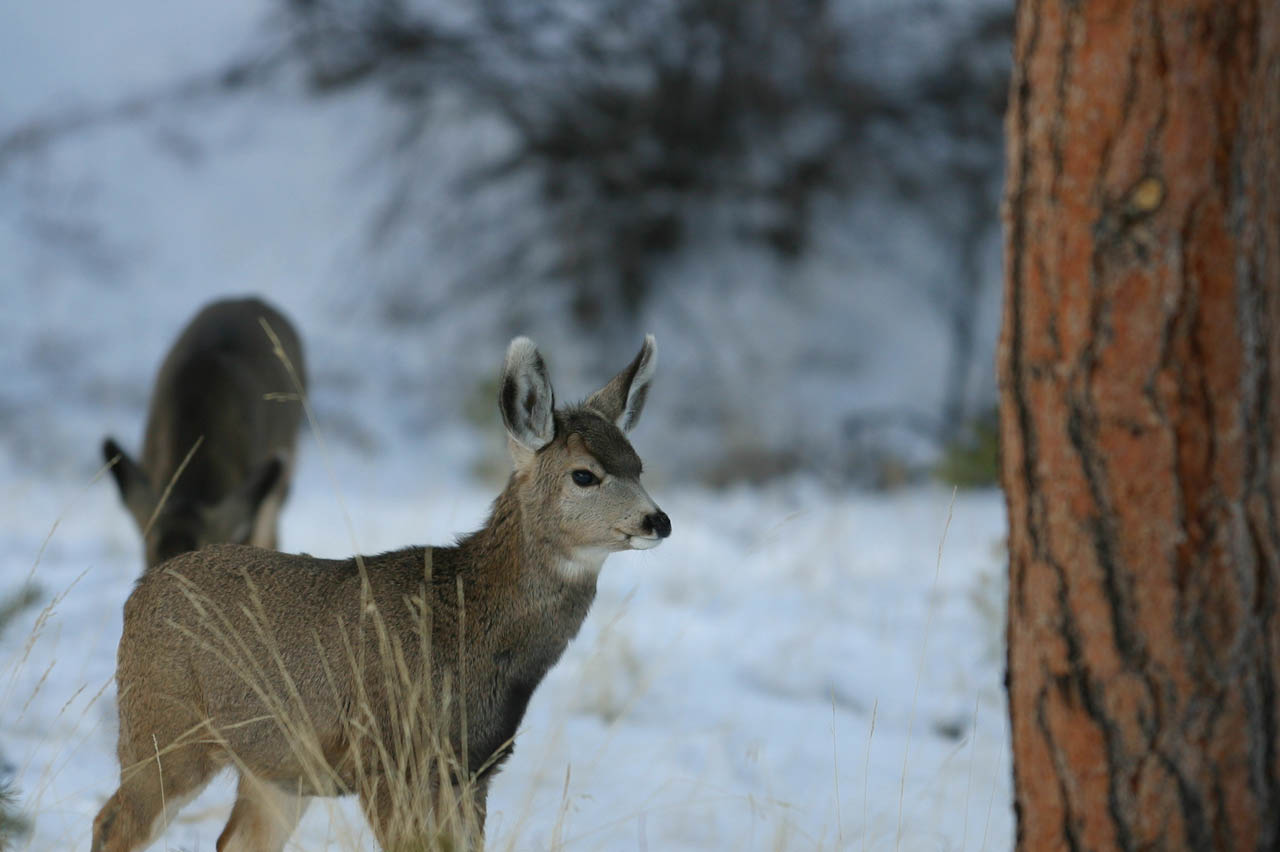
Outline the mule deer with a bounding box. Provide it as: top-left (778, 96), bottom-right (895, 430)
top-left (102, 297), bottom-right (306, 570)
top-left (92, 335), bottom-right (670, 852)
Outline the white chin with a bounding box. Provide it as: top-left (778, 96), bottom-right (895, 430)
top-left (628, 535), bottom-right (662, 551)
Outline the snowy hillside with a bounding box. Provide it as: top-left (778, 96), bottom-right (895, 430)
top-left (0, 0), bottom-right (1014, 848)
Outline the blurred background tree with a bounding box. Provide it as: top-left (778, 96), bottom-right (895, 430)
top-left (1, 0), bottom-right (1014, 488)
top-left (278, 0), bottom-right (1013, 485)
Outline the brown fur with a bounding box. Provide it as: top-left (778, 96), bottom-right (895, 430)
top-left (92, 338), bottom-right (668, 852)
top-left (103, 297), bottom-right (307, 569)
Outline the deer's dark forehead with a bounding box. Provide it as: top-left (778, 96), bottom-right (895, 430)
top-left (557, 409), bottom-right (642, 478)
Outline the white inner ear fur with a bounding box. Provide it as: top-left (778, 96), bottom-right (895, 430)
top-left (619, 334), bottom-right (657, 430)
top-left (502, 336), bottom-right (555, 451)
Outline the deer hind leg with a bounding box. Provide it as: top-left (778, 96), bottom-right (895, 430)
top-left (216, 771), bottom-right (309, 852)
top-left (91, 745), bottom-right (217, 852)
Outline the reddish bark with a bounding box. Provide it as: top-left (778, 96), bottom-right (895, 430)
top-left (1000, 1), bottom-right (1280, 849)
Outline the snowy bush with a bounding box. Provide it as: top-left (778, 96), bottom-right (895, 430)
top-left (274, 0), bottom-right (1014, 483)
top-left (1, 0), bottom-right (1014, 487)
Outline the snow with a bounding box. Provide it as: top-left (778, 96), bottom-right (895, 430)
top-left (0, 0), bottom-right (268, 124)
top-left (0, 0), bottom-right (1014, 847)
top-left (2, 461), bottom-right (1011, 850)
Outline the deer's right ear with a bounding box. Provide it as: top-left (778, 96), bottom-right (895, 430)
top-left (103, 437), bottom-right (156, 522)
top-left (211, 455), bottom-right (285, 545)
top-left (499, 337), bottom-right (556, 453)
top-left (584, 334), bottom-right (656, 431)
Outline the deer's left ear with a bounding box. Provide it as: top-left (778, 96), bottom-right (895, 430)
top-left (500, 337), bottom-right (557, 452)
top-left (585, 335), bottom-right (656, 431)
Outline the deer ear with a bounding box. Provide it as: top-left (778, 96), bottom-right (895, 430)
top-left (585, 335), bottom-right (656, 431)
top-left (499, 337), bottom-right (556, 452)
top-left (211, 456), bottom-right (285, 544)
top-left (241, 456), bottom-right (284, 513)
top-left (103, 437), bottom-right (157, 527)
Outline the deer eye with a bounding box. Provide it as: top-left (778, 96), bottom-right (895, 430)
top-left (571, 469), bottom-right (600, 487)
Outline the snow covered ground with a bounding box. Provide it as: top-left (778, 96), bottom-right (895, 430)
top-left (2, 456), bottom-right (1011, 851)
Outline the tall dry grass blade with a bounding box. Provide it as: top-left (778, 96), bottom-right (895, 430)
top-left (258, 317), bottom-right (365, 573)
top-left (4, 454), bottom-right (117, 749)
top-left (550, 764), bottom-right (572, 851)
top-left (456, 575), bottom-right (468, 787)
top-left (24, 452), bottom-right (117, 590)
top-left (862, 698), bottom-right (877, 852)
top-left (151, 734), bottom-right (169, 852)
top-left (0, 585), bottom-right (41, 641)
top-left (6, 460), bottom-right (139, 828)
top-left (895, 488), bottom-right (956, 852)
top-left (9, 567), bottom-right (88, 714)
top-left (979, 741), bottom-right (1001, 852)
top-left (141, 435), bottom-right (205, 538)
top-left (961, 695), bottom-right (980, 852)
top-left (17, 662), bottom-right (53, 721)
top-left (166, 575), bottom-right (338, 794)
top-left (14, 673), bottom-right (113, 834)
top-left (831, 690), bottom-right (843, 848)
top-left (267, 316), bottom-right (417, 810)
top-left (262, 315), bottom-right (400, 832)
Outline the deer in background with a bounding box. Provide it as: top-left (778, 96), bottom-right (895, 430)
top-left (102, 297), bottom-right (307, 570)
top-left (91, 335), bottom-right (670, 852)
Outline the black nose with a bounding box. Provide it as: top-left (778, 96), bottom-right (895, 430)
top-left (643, 510), bottom-right (672, 539)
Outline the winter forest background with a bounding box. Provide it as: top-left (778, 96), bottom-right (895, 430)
top-left (1, 0), bottom-right (1016, 849)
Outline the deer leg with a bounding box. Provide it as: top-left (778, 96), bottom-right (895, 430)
top-left (458, 781), bottom-right (487, 851)
top-left (358, 772), bottom-right (487, 852)
top-left (91, 748), bottom-right (216, 852)
top-left (441, 776), bottom-right (487, 850)
top-left (216, 771), bottom-right (309, 852)
top-left (360, 775), bottom-right (435, 852)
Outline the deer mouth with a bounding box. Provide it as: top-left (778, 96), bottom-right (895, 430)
top-left (618, 530), bottom-right (663, 550)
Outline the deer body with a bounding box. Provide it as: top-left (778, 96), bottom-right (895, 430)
top-left (93, 336), bottom-right (669, 852)
top-left (103, 297), bottom-right (306, 570)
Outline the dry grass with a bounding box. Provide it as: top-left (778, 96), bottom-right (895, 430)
top-left (117, 561), bottom-right (490, 850)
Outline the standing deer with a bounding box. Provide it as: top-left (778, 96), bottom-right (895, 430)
top-left (102, 297), bottom-right (306, 570)
top-left (92, 335), bottom-right (670, 852)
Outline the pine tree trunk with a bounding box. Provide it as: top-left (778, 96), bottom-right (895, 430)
top-left (999, 1), bottom-right (1280, 849)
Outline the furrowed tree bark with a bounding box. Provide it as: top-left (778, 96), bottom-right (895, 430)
top-left (999, 1), bottom-right (1280, 850)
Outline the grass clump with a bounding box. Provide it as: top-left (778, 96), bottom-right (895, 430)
top-left (935, 408), bottom-right (999, 489)
top-left (0, 780), bottom-right (30, 850)
top-left (0, 580), bottom-right (40, 850)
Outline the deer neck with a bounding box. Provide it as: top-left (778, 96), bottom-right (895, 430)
top-left (454, 479), bottom-right (602, 616)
